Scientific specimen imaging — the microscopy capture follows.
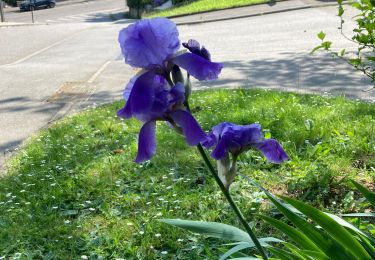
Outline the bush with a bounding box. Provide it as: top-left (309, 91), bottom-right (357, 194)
top-left (314, 0), bottom-right (374, 91)
top-left (4, 0), bottom-right (17, 7)
top-left (126, 0), bottom-right (152, 8)
top-left (172, 0), bottom-right (194, 5)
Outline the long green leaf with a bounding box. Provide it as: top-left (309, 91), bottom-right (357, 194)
top-left (341, 213), bottom-right (375, 217)
top-left (299, 250), bottom-right (331, 260)
top-left (351, 180), bottom-right (375, 206)
top-left (231, 256), bottom-right (259, 260)
top-left (220, 238), bottom-right (284, 260)
top-left (265, 194), bottom-right (352, 259)
top-left (220, 243), bottom-right (255, 260)
top-left (267, 247), bottom-right (301, 260)
top-left (345, 228), bottom-right (375, 258)
top-left (281, 196), bottom-right (372, 260)
top-left (259, 214), bottom-right (320, 252)
top-left (283, 242), bottom-right (313, 259)
top-left (325, 212), bottom-right (373, 240)
top-left (160, 219), bottom-right (251, 243)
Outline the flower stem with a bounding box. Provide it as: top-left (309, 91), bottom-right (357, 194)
top-left (197, 144), bottom-right (268, 260)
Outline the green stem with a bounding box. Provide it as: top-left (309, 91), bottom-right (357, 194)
top-left (196, 144), bottom-right (268, 260)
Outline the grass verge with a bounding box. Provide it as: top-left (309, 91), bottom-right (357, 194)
top-left (146, 0), bottom-right (270, 18)
top-left (0, 89), bottom-right (374, 258)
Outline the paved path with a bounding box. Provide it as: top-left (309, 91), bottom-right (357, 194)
top-left (0, 0), bottom-right (374, 172)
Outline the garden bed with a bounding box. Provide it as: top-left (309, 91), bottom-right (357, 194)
top-left (0, 89), bottom-right (374, 258)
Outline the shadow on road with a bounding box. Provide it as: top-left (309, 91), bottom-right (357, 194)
top-left (194, 52), bottom-right (374, 101)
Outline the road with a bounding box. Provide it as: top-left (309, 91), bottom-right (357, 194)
top-left (2, 0), bottom-right (125, 23)
top-left (0, 0), bottom-right (374, 170)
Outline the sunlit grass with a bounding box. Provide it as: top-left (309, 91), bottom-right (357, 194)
top-left (146, 0), bottom-right (270, 18)
top-left (0, 89), bottom-right (374, 258)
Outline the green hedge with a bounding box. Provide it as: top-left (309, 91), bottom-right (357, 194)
top-left (126, 0), bottom-right (152, 8)
top-left (4, 0), bottom-right (17, 7)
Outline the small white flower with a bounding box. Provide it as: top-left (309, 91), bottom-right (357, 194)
top-left (139, 231), bottom-right (145, 235)
top-left (52, 206), bottom-right (58, 209)
top-left (127, 222), bottom-right (133, 226)
top-left (161, 251), bottom-right (168, 255)
top-left (187, 212), bottom-right (192, 216)
top-left (20, 190), bottom-right (26, 193)
top-left (89, 208), bottom-right (95, 211)
top-left (177, 238), bottom-right (184, 242)
top-left (146, 202), bottom-right (152, 205)
top-left (155, 233), bottom-right (161, 237)
top-left (64, 220), bottom-right (71, 224)
top-left (81, 255), bottom-right (88, 260)
top-left (25, 202), bottom-right (31, 205)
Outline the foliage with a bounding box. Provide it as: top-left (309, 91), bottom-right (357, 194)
top-left (172, 0), bottom-right (193, 5)
top-left (0, 89), bottom-right (374, 258)
top-left (3, 0), bottom-right (17, 7)
top-left (126, 0), bottom-right (152, 8)
top-left (263, 180), bottom-right (375, 259)
top-left (313, 0), bottom-right (375, 90)
top-left (162, 180), bottom-right (375, 259)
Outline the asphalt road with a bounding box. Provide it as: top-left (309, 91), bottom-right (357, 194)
top-left (2, 0), bottom-right (125, 23)
top-left (0, 1), bottom-right (374, 170)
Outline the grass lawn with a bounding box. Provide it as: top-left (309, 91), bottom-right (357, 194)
top-left (0, 89), bottom-right (374, 258)
top-left (146, 0), bottom-right (270, 18)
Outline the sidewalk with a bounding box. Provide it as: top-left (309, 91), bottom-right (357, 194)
top-left (170, 0), bottom-right (343, 25)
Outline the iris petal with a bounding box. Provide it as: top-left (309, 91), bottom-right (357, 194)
top-left (172, 53), bottom-right (223, 81)
top-left (211, 139), bottom-right (229, 160)
top-left (170, 109), bottom-right (207, 145)
top-left (135, 121), bottom-right (157, 163)
top-left (255, 139), bottom-right (289, 164)
top-left (119, 18), bottom-right (180, 68)
top-left (117, 71), bottom-right (162, 120)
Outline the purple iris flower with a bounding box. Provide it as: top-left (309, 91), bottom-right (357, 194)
top-left (118, 18), bottom-right (223, 81)
top-left (117, 71), bottom-right (207, 163)
top-left (117, 18), bottom-right (224, 163)
top-left (203, 122), bottom-right (289, 164)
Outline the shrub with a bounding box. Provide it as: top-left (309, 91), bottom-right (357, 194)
top-left (126, 0), bottom-right (152, 8)
top-left (313, 0), bottom-right (374, 91)
top-left (172, 0), bottom-right (194, 6)
top-left (4, 0), bottom-right (17, 7)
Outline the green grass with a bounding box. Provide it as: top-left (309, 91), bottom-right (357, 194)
top-left (1, 89), bottom-right (374, 258)
top-left (146, 0), bottom-right (269, 18)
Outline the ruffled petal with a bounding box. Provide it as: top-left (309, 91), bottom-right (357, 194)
top-left (117, 71), bottom-right (159, 120)
top-left (172, 53), bottom-right (223, 81)
top-left (135, 121), bottom-right (157, 163)
top-left (119, 18), bottom-right (180, 68)
top-left (254, 139), bottom-right (289, 164)
top-left (170, 109), bottom-right (207, 145)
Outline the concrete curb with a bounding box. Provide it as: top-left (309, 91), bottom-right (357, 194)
top-left (173, 1), bottom-right (346, 26)
top-left (0, 22), bottom-right (47, 27)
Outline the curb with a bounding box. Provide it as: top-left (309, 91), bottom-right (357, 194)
top-left (173, 1), bottom-right (345, 26)
top-left (0, 22), bottom-right (47, 27)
